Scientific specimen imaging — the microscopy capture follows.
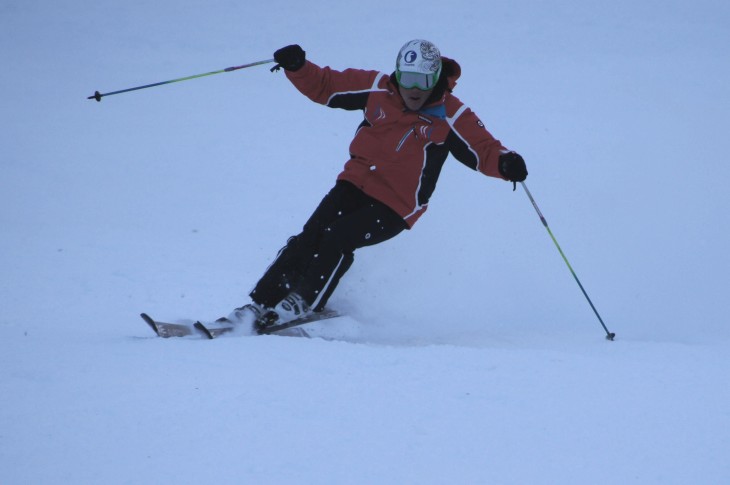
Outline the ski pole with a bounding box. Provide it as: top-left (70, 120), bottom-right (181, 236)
top-left (520, 181), bottom-right (616, 340)
top-left (87, 58), bottom-right (275, 102)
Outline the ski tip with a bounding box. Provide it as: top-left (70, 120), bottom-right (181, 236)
top-left (140, 313), bottom-right (160, 336)
top-left (194, 321), bottom-right (236, 339)
top-left (193, 321), bottom-right (215, 340)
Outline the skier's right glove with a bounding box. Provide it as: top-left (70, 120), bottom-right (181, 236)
top-left (272, 45), bottom-right (306, 72)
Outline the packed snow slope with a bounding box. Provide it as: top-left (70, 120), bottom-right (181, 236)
top-left (2, 1), bottom-right (729, 483)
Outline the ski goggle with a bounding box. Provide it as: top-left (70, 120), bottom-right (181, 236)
top-left (396, 70), bottom-right (439, 90)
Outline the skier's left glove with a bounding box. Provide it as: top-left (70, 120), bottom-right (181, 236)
top-left (271, 44), bottom-right (306, 72)
top-left (498, 151), bottom-right (528, 190)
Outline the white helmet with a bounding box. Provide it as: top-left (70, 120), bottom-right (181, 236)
top-left (395, 39), bottom-right (442, 90)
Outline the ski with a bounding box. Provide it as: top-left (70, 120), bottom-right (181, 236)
top-left (140, 313), bottom-right (202, 338)
top-left (258, 308), bottom-right (341, 335)
top-left (194, 308), bottom-right (342, 340)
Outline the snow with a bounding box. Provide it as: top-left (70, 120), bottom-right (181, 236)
top-left (2, 0), bottom-right (729, 483)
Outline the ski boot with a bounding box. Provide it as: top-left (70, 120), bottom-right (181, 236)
top-left (255, 292), bottom-right (311, 328)
top-left (224, 302), bottom-right (264, 327)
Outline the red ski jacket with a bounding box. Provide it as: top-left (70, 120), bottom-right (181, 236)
top-left (285, 58), bottom-right (509, 227)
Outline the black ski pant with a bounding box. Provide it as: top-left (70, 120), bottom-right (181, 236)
top-left (250, 180), bottom-right (408, 311)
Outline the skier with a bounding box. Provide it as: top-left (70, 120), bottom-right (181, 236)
top-left (229, 40), bottom-right (528, 327)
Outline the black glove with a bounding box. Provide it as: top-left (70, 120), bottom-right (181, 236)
top-left (272, 44), bottom-right (306, 72)
top-left (498, 151), bottom-right (528, 189)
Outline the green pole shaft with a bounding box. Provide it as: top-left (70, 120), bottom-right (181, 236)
top-left (88, 58), bottom-right (275, 102)
top-left (520, 181), bottom-right (615, 340)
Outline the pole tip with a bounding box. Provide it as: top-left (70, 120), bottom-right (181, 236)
top-left (606, 332), bottom-right (616, 341)
top-left (87, 91), bottom-right (102, 102)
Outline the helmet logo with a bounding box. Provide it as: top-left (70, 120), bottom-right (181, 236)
top-left (404, 50), bottom-right (417, 63)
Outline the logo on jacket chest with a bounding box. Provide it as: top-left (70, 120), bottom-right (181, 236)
top-left (368, 105), bottom-right (387, 123)
top-left (396, 116), bottom-right (438, 152)
top-left (365, 102), bottom-right (446, 151)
